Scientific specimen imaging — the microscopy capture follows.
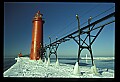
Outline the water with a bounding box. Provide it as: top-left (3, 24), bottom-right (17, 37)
top-left (3, 57), bottom-right (114, 72)
top-left (3, 58), bottom-right (17, 72)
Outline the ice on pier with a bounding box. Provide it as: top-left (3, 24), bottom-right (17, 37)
top-left (91, 61), bottom-right (100, 75)
top-left (46, 57), bottom-right (50, 66)
top-left (55, 58), bottom-right (59, 66)
top-left (3, 57), bottom-right (114, 78)
top-left (73, 62), bottom-right (80, 75)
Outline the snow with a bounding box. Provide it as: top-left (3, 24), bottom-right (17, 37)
top-left (3, 57), bottom-right (114, 78)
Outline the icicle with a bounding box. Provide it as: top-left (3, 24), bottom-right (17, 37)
top-left (91, 61), bottom-right (100, 75)
top-left (73, 62), bottom-right (81, 75)
top-left (46, 57), bottom-right (50, 66)
top-left (55, 58), bottom-right (59, 66)
top-left (44, 58), bottom-right (47, 64)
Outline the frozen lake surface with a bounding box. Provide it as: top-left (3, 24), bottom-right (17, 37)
top-left (3, 57), bottom-right (114, 78)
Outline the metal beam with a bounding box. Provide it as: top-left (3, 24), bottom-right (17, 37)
top-left (46, 12), bottom-right (115, 47)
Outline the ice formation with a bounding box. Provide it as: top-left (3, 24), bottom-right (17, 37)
top-left (55, 58), bottom-right (59, 66)
top-left (91, 61), bottom-right (100, 75)
top-left (73, 62), bottom-right (80, 75)
top-left (46, 57), bottom-right (50, 66)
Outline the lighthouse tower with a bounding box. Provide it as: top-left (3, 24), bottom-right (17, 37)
top-left (30, 11), bottom-right (45, 60)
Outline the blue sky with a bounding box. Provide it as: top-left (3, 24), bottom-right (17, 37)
top-left (4, 2), bottom-right (115, 58)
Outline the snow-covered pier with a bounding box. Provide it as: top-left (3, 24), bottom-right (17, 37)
top-left (3, 57), bottom-right (114, 78)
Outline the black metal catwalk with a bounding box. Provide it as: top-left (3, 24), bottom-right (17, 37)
top-left (42, 12), bottom-right (115, 66)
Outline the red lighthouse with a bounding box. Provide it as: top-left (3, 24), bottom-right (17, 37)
top-left (30, 11), bottom-right (45, 60)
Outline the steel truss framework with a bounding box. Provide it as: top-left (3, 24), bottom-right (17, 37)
top-left (43, 12), bottom-right (115, 65)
